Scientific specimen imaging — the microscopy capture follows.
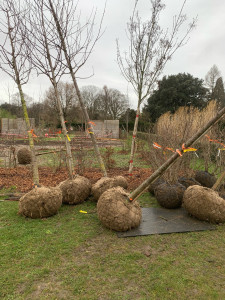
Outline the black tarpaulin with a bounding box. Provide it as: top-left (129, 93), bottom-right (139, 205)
top-left (117, 207), bottom-right (216, 237)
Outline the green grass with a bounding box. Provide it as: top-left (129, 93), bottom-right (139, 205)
top-left (1, 196), bottom-right (225, 300)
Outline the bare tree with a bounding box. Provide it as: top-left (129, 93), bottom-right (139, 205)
top-left (80, 85), bottom-right (101, 120)
top-left (45, 0), bottom-right (108, 177)
top-left (0, 0), bottom-right (39, 185)
top-left (117, 0), bottom-right (197, 174)
top-left (25, 0), bottom-right (75, 179)
top-left (97, 86), bottom-right (129, 120)
top-left (205, 64), bottom-right (221, 94)
top-left (44, 82), bottom-right (76, 122)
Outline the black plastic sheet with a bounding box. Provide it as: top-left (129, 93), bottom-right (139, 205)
top-left (117, 207), bottom-right (216, 237)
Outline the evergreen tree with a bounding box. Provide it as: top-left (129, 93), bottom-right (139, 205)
top-left (211, 77), bottom-right (225, 108)
top-left (143, 73), bottom-right (207, 122)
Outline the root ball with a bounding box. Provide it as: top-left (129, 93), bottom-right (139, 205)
top-left (194, 171), bottom-right (216, 188)
top-left (97, 186), bottom-right (142, 231)
top-left (154, 182), bottom-right (186, 209)
top-left (183, 185), bottom-right (225, 223)
top-left (17, 147), bottom-right (32, 165)
top-left (92, 176), bottom-right (128, 202)
top-left (58, 175), bottom-right (91, 204)
top-left (178, 177), bottom-right (201, 188)
top-left (148, 177), bottom-right (166, 195)
top-left (19, 186), bottom-right (62, 218)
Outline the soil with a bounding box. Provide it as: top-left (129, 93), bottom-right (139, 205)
top-left (0, 166), bottom-right (152, 193)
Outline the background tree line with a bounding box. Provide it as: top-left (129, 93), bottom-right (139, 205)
top-left (1, 65), bottom-right (224, 131)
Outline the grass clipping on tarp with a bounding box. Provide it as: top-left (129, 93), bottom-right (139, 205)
top-left (19, 186), bottom-right (62, 219)
top-left (17, 147), bottom-right (32, 165)
top-left (154, 182), bottom-right (186, 209)
top-left (92, 176), bottom-right (128, 202)
top-left (97, 186), bottom-right (142, 232)
top-left (183, 185), bottom-right (225, 223)
top-left (58, 175), bottom-right (91, 204)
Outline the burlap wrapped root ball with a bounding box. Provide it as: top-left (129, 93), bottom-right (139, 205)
top-left (148, 177), bottom-right (166, 195)
top-left (178, 176), bottom-right (201, 188)
top-left (194, 171), bottom-right (216, 188)
top-left (58, 175), bottom-right (91, 204)
top-left (91, 176), bottom-right (128, 202)
top-left (19, 186), bottom-right (62, 219)
top-left (17, 147), bottom-right (32, 165)
top-left (97, 186), bottom-right (142, 231)
top-left (154, 182), bottom-right (186, 209)
top-left (183, 185), bottom-right (225, 223)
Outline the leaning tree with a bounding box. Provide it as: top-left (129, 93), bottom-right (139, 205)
top-left (0, 0), bottom-right (39, 185)
top-left (117, 0), bottom-right (197, 175)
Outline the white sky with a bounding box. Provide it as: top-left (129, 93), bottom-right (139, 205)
top-left (0, 0), bottom-right (225, 108)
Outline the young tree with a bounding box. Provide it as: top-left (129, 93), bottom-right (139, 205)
top-left (0, 0), bottom-right (39, 185)
top-left (25, 0), bottom-right (75, 179)
top-left (117, 0), bottom-right (197, 174)
top-left (46, 0), bottom-right (108, 177)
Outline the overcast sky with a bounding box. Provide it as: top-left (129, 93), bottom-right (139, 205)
top-left (0, 0), bottom-right (225, 108)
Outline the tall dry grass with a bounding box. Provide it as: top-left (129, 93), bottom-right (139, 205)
top-left (147, 101), bottom-right (224, 182)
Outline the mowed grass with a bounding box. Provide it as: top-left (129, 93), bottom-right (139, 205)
top-left (1, 193), bottom-right (225, 300)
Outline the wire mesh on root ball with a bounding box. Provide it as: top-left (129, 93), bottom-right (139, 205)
top-left (91, 176), bottom-right (128, 202)
top-left (17, 147), bottom-right (32, 165)
top-left (183, 185), bottom-right (225, 223)
top-left (194, 170), bottom-right (216, 188)
top-left (97, 186), bottom-right (142, 232)
top-left (148, 177), bottom-right (166, 195)
top-left (58, 175), bottom-right (91, 204)
top-left (178, 176), bottom-right (201, 188)
top-left (154, 182), bottom-right (186, 209)
top-left (19, 186), bottom-right (62, 219)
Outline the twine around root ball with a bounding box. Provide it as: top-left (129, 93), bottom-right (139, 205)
top-left (19, 186), bottom-right (62, 219)
top-left (92, 176), bottom-right (128, 202)
top-left (58, 175), bottom-right (91, 204)
top-left (154, 182), bottom-right (186, 209)
top-left (194, 171), bottom-right (216, 188)
top-left (97, 186), bottom-right (142, 232)
top-left (183, 185), bottom-right (225, 223)
top-left (17, 147), bottom-right (32, 165)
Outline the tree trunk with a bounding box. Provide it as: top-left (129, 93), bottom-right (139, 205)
top-left (17, 84), bottom-right (39, 186)
top-left (129, 106), bottom-right (225, 202)
top-left (212, 170), bottom-right (225, 191)
top-left (48, 0), bottom-right (107, 177)
top-left (129, 105), bottom-right (140, 175)
top-left (54, 86), bottom-right (74, 179)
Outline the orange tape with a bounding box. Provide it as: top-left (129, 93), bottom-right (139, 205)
top-left (88, 121), bottom-right (96, 126)
top-left (205, 135), bottom-right (225, 148)
top-left (176, 149), bottom-right (182, 156)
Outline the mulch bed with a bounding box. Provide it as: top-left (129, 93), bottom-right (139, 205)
top-left (0, 167), bottom-right (152, 193)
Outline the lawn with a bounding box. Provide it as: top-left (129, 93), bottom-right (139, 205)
top-left (1, 193), bottom-right (225, 300)
top-left (0, 139), bottom-right (225, 299)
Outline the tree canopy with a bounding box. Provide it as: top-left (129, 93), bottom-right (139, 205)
top-left (143, 73), bottom-right (207, 122)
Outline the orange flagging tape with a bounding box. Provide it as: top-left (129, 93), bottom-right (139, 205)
top-left (176, 149), bottom-right (182, 156)
top-left (153, 142), bottom-right (162, 149)
top-left (88, 121), bottom-right (96, 126)
top-left (205, 135), bottom-right (225, 148)
top-left (129, 198), bottom-right (133, 201)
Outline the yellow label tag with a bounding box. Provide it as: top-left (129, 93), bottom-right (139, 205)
top-left (66, 135), bottom-right (71, 141)
top-left (79, 210), bottom-right (87, 214)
